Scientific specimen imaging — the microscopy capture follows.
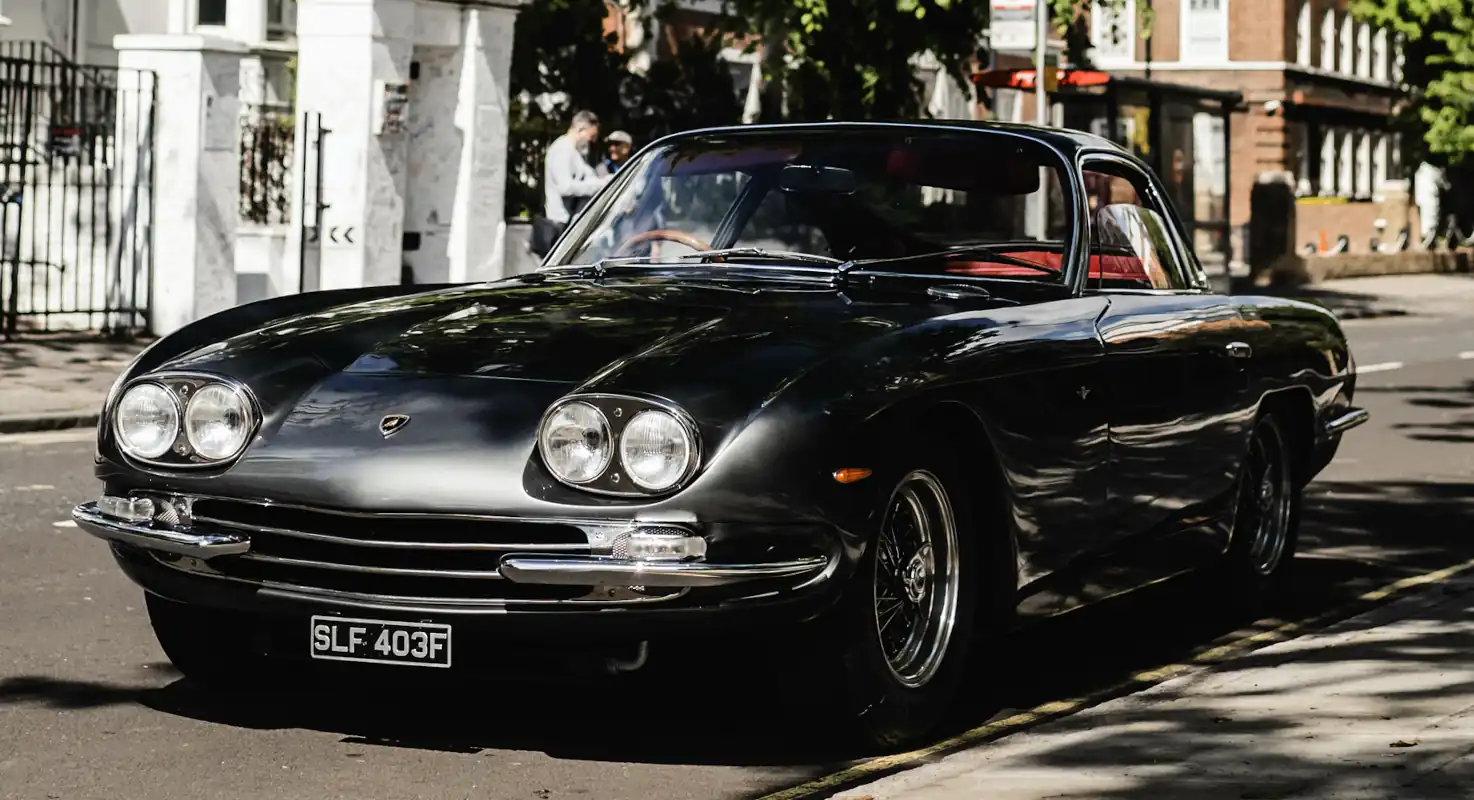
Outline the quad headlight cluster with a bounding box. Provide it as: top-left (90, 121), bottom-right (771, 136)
top-left (537, 395), bottom-right (701, 495)
top-left (112, 373), bottom-right (259, 467)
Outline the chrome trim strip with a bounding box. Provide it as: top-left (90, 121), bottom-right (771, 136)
top-left (238, 553), bottom-right (507, 579)
top-left (499, 555), bottom-right (830, 588)
top-left (179, 492), bottom-right (645, 528)
top-left (193, 515), bottom-right (593, 552)
top-left (143, 553), bottom-right (682, 612)
top-left (1325, 407), bottom-right (1370, 436)
top-left (72, 503), bottom-right (249, 558)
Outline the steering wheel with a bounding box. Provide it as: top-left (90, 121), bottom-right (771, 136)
top-left (614, 229), bottom-right (713, 257)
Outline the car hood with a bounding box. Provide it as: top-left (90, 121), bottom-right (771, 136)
top-left (137, 276), bottom-right (938, 492)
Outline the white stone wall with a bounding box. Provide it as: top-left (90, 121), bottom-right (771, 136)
top-left (403, 44), bottom-right (459, 284)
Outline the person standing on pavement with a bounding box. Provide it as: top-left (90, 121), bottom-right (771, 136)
top-left (597, 130), bottom-right (633, 177)
top-left (533, 110), bottom-right (610, 256)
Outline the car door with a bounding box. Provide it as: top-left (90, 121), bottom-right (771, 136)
top-left (1081, 154), bottom-right (1253, 574)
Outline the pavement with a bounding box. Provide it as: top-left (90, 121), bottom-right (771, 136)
top-left (1, 273), bottom-right (1474, 799)
top-left (829, 577), bottom-right (1474, 799)
top-left (0, 333), bottom-right (149, 433)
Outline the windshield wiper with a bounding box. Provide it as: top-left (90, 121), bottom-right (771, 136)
top-left (849, 245), bottom-right (1062, 275)
top-left (596, 247), bottom-right (844, 268)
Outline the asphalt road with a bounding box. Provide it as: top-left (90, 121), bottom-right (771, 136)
top-left (4, 313), bottom-right (1474, 800)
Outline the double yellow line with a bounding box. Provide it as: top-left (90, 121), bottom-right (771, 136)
top-left (757, 555), bottom-right (1474, 800)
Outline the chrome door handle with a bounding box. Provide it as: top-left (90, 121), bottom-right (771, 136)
top-left (927, 284), bottom-right (993, 302)
top-left (1225, 341), bottom-right (1252, 359)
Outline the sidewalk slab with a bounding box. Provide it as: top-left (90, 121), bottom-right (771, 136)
top-left (0, 334), bottom-right (148, 432)
top-left (837, 579), bottom-right (1474, 800)
top-left (1251, 273), bottom-right (1474, 321)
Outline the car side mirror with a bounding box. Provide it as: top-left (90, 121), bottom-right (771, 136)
top-left (778, 164), bottom-right (857, 194)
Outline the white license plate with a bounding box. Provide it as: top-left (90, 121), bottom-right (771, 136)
top-left (309, 615), bottom-right (451, 668)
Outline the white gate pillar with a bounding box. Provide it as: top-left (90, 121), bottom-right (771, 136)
top-left (288, 0), bottom-right (417, 292)
top-left (115, 34), bottom-right (246, 336)
top-left (404, 1), bottom-right (523, 285)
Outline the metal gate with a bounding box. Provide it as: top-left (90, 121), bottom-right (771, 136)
top-left (294, 110), bottom-right (329, 294)
top-left (0, 41), bottom-right (156, 338)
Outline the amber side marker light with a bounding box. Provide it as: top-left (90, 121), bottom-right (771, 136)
top-left (832, 468), bottom-right (872, 484)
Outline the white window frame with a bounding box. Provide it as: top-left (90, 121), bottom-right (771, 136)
top-left (1180, 0), bottom-right (1230, 63)
top-left (1356, 23), bottom-right (1371, 77)
top-left (1295, 1), bottom-right (1311, 66)
top-left (1091, 0), bottom-right (1136, 65)
top-left (1319, 9), bottom-right (1336, 71)
top-left (1372, 28), bottom-right (1388, 81)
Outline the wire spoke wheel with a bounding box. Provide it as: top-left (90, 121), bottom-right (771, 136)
top-left (1242, 419), bottom-right (1294, 576)
top-left (872, 470), bottom-right (962, 689)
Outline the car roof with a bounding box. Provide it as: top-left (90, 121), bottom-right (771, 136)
top-left (650, 119), bottom-right (1129, 160)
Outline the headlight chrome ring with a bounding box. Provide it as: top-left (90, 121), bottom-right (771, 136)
top-left (113, 381), bottom-right (181, 460)
top-left (538, 400), bottom-right (614, 485)
top-left (619, 408), bottom-right (697, 492)
top-left (110, 372), bottom-right (260, 468)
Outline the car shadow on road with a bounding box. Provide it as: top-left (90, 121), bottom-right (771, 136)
top-left (4, 480), bottom-right (1473, 785)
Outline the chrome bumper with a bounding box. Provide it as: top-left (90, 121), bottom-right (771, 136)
top-left (71, 502), bottom-right (829, 589)
top-left (1324, 406), bottom-right (1370, 436)
top-left (73, 502), bottom-right (249, 558)
top-left (498, 555), bottom-right (829, 588)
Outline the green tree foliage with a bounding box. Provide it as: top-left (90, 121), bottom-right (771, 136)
top-left (505, 0), bottom-right (743, 218)
top-left (1352, 0), bottom-right (1474, 164)
top-left (722, 0), bottom-right (990, 120)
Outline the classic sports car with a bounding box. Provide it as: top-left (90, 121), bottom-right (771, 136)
top-left (75, 121), bottom-right (1367, 748)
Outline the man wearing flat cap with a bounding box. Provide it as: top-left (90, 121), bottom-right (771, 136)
top-left (598, 130), bottom-right (634, 177)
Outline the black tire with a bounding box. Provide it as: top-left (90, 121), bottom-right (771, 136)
top-left (1217, 411), bottom-right (1303, 605)
top-left (145, 592), bottom-right (271, 687)
top-left (813, 443), bottom-right (989, 750)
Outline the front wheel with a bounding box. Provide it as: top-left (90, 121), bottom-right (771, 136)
top-left (822, 458), bottom-right (985, 750)
top-left (1218, 412), bottom-right (1302, 603)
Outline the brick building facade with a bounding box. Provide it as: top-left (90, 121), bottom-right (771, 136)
top-left (1083, 0), bottom-right (1417, 257)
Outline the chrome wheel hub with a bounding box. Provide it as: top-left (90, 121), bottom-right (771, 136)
top-left (872, 470), bottom-right (961, 689)
top-left (1242, 421), bottom-right (1293, 577)
top-left (902, 545), bottom-right (933, 604)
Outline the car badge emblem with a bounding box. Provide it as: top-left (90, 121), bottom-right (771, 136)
top-left (379, 414), bottom-right (410, 437)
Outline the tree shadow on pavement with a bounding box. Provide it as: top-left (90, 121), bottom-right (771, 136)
top-left (3, 477), bottom-right (1473, 788)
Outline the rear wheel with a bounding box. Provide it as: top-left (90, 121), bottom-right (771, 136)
top-left (146, 593), bottom-right (271, 687)
top-left (820, 450), bottom-right (986, 750)
top-left (1218, 412), bottom-right (1301, 603)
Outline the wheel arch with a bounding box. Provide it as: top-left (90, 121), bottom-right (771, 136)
top-left (858, 395), bottom-right (1020, 626)
top-left (1255, 386), bottom-right (1317, 486)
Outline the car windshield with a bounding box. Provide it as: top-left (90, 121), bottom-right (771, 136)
top-left (543, 126), bottom-right (1074, 282)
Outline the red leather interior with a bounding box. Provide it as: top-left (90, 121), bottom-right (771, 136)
top-left (944, 250), bottom-right (1152, 286)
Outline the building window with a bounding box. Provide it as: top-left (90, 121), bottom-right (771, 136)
top-left (1091, 0), bottom-right (1135, 62)
top-left (1319, 127), bottom-right (1336, 195)
top-left (1295, 1), bottom-right (1311, 65)
top-left (267, 0), bottom-right (294, 39)
top-left (1356, 23), bottom-right (1370, 77)
top-left (1320, 10), bottom-right (1336, 70)
top-left (1181, 0), bottom-right (1229, 62)
top-left (197, 0), bottom-right (228, 27)
top-left (1372, 132), bottom-right (1388, 190)
top-left (718, 48), bottom-right (763, 124)
top-left (1355, 131), bottom-right (1371, 197)
top-left (1372, 28), bottom-right (1388, 81)
top-left (1338, 14), bottom-right (1354, 74)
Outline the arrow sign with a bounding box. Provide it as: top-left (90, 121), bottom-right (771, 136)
top-left (327, 226), bottom-right (357, 245)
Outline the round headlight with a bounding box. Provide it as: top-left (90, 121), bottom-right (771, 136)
top-left (114, 382), bottom-right (180, 460)
top-left (619, 409), bottom-right (695, 491)
top-left (539, 401), bottom-right (612, 484)
top-left (184, 383), bottom-right (254, 461)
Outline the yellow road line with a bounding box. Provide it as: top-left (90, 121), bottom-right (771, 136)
top-left (757, 556), bottom-right (1474, 800)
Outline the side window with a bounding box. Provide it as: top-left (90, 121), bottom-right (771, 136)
top-left (1082, 164), bottom-right (1194, 292)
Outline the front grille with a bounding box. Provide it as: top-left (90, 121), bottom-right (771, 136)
top-left (188, 498), bottom-right (596, 602)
